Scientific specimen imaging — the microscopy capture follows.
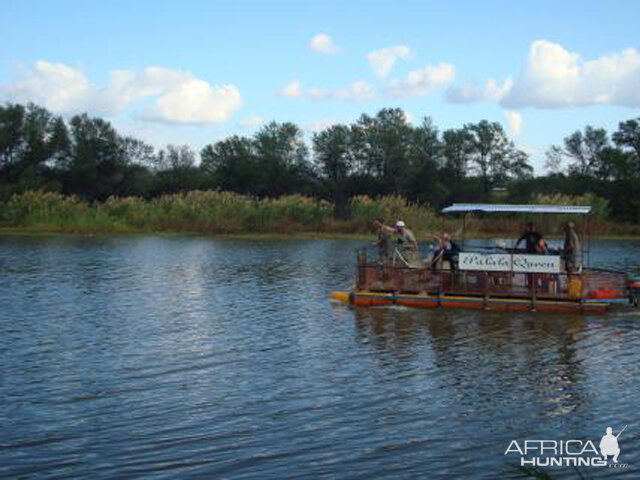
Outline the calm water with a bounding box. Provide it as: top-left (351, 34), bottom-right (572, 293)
top-left (1, 235), bottom-right (640, 480)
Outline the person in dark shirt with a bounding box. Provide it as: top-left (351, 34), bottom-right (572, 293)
top-left (515, 222), bottom-right (543, 254)
top-left (430, 233), bottom-right (460, 271)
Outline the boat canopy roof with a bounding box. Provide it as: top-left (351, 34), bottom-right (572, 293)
top-left (441, 203), bottom-right (592, 215)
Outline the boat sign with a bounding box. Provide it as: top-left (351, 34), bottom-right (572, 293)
top-left (459, 253), bottom-right (561, 273)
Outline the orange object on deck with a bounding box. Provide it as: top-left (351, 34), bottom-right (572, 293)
top-left (588, 287), bottom-right (620, 299)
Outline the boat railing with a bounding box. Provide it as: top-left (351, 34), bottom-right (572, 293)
top-left (356, 258), bottom-right (628, 301)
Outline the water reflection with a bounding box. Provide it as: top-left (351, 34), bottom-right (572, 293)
top-left (1, 235), bottom-right (639, 480)
top-left (353, 309), bottom-right (591, 427)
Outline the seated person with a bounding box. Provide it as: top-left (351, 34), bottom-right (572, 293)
top-left (430, 233), bottom-right (460, 271)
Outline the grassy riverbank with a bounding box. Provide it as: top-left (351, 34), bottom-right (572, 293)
top-left (2, 191), bottom-right (640, 237)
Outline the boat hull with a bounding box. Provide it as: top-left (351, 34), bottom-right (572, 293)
top-left (330, 290), bottom-right (623, 314)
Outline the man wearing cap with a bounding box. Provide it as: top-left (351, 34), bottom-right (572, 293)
top-left (394, 220), bottom-right (418, 264)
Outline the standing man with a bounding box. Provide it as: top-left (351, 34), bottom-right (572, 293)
top-left (394, 220), bottom-right (419, 265)
top-left (563, 221), bottom-right (581, 273)
top-left (515, 221), bottom-right (543, 254)
top-left (373, 219), bottom-right (394, 264)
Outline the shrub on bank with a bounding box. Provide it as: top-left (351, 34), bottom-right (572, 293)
top-left (1, 190), bottom-right (638, 236)
top-left (1, 191), bottom-right (92, 231)
top-left (0, 190), bottom-right (336, 234)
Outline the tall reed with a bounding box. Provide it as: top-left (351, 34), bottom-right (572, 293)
top-left (1, 190), bottom-right (638, 236)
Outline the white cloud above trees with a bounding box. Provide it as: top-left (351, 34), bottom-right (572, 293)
top-left (303, 118), bottom-right (340, 133)
top-left (503, 110), bottom-right (523, 137)
top-left (278, 80), bottom-right (303, 98)
top-left (309, 33), bottom-right (339, 54)
top-left (445, 40), bottom-right (640, 109)
top-left (367, 45), bottom-right (414, 78)
top-left (0, 61), bottom-right (243, 124)
top-left (445, 78), bottom-right (513, 103)
top-left (386, 63), bottom-right (455, 97)
top-left (283, 41), bottom-right (452, 101)
top-left (238, 115), bottom-right (264, 128)
top-left (279, 79), bottom-right (376, 101)
top-left (1, 61), bottom-right (92, 114)
top-left (502, 40), bottom-right (640, 108)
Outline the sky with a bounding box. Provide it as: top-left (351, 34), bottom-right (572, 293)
top-left (1, 0), bottom-right (639, 173)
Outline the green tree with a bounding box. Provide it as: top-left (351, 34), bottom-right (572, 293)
top-left (65, 114), bottom-right (125, 199)
top-left (49, 116), bottom-right (72, 165)
top-left (563, 126), bottom-right (609, 177)
top-left (595, 146), bottom-right (634, 181)
top-left (253, 122), bottom-right (313, 196)
top-left (462, 121), bottom-right (532, 197)
top-left (118, 136), bottom-right (155, 167)
top-left (0, 103), bottom-right (71, 197)
top-left (442, 128), bottom-right (473, 180)
top-left (0, 103), bottom-right (25, 170)
top-left (200, 135), bottom-right (257, 193)
top-left (153, 144), bottom-right (203, 194)
top-left (313, 124), bottom-right (352, 217)
top-left (350, 108), bottom-right (412, 195)
top-left (403, 117), bottom-right (446, 204)
top-left (508, 149), bottom-right (534, 180)
top-left (612, 118), bottom-right (640, 175)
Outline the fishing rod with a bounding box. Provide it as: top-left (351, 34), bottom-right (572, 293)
top-left (616, 425), bottom-right (628, 439)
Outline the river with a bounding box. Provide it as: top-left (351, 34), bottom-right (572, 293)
top-left (1, 235), bottom-right (639, 479)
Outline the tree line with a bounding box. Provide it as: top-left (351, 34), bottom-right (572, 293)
top-left (1, 102), bottom-right (639, 223)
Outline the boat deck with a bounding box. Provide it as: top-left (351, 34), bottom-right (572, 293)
top-left (356, 263), bottom-right (627, 302)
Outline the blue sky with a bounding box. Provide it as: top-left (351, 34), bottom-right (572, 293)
top-left (1, 0), bottom-right (639, 172)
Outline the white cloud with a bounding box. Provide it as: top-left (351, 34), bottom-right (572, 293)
top-left (99, 67), bottom-right (190, 114)
top-left (445, 78), bottom-right (513, 103)
top-left (238, 115), bottom-right (264, 128)
top-left (310, 33), bottom-right (339, 54)
top-left (503, 109), bottom-right (523, 137)
top-left (279, 80), bottom-right (376, 101)
top-left (367, 45), bottom-right (414, 78)
top-left (279, 79), bottom-right (303, 98)
top-left (444, 41), bottom-right (640, 109)
top-left (333, 80), bottom-right (376, 101)
top-left (1, 61), bottom-right (92, 113)
top-left (0, 61), bottom-right (243, 124)
top-left (145, 80), bottom-right (242, 124)
top-left (387, 63), bottom-right (455, 97)
top-left (303, 119), bottom-right (340, 133)
top-left (503, 40), bottom-right (640, 108)
top-left (112, 119), bottom-right (195, 153)
top-left (307, 86), bottom-right (328, 99)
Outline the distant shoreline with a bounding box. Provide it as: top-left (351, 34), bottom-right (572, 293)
top-left (2, 228), bottom-right (639, 241)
